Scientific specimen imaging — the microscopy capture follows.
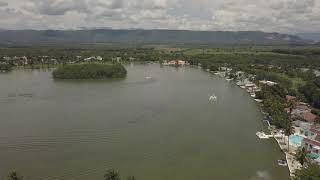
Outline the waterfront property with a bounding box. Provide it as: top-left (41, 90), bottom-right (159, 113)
top-left (285, 95), bottom-right (318, 123)
top-left (162, 60), bottom-right (186, 66)
top-left (293, 121), bottom-right (320, 165)
top-left (302, 125), bottom-right (320, 164)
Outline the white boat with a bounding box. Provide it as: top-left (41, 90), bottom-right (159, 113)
top-left (256, 131), bottom-right (271, 139)
top-left (145, 76), bottom-right (152, 79)
top-left (226, 78), bottom-right (234, 81)
top-left (278, 160), bottom-right (288, 166)
top-left (209, 94), bottom-right (217, 102)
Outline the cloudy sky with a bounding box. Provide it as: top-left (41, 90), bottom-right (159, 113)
top-left (0, 0), bottom-right (319, 33)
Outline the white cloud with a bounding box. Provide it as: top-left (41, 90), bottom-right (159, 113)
top-left (0, 1), bottom-right (8, 7)
top-left (0, 0), bottom-right (319, 33)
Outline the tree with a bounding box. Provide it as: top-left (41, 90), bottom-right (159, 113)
top-left (294, 163), bottom-right (320, 180)
top-left (295, 147), bottom-right (308, 166)
top-left (287, 100), bottom-right (295, 114)
top-left (284, 120), bottom-right (294, 152)
top-left (8, 171), bottom-right (23, 180)
top-left (104, 169), bottom-right (121, 180)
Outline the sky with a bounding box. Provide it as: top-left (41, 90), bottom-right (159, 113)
top-left (0, 0), bottom-right (319, 33)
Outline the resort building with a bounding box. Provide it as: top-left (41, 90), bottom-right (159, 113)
top-left (294, 121), bottom-right (320, 164)
top-left (302, 125), bottom-right (320, 164)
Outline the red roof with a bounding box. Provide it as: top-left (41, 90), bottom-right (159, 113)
top-left (311, 125), bottom-right (320, 135)
top-left (303, 112), bottom-right (317, 122)
top-left (304, 138), bottom-right (320, 147)
top-left (286, 95), bottom-right (296, 101)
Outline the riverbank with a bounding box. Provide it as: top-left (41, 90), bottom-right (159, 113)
top-left (211, 69), bottom-right (301, 178)
top-left (271, 129), bottom-right (302, 177)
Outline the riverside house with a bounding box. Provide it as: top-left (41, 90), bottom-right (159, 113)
top-left (302, 125), bottom-right (320, 164)
top-left (163, 60), bottom-right (186, 66)
top-left (285, 95), bottom-right (318, 123)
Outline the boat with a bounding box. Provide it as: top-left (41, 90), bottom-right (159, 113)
top-left (256, 131), bottom-right (271, 139)
top-left (209, 94), bottom-right (217, 102)
top-left (277, 159), bottom-right (288, 166)
top-left (145, 76), bottom-right (152, 79)
top-left (226, 78), bottom-right (234, 81)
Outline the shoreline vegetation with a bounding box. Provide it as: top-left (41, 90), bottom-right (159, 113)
top-left (52, 63), bottom-right (127, 80)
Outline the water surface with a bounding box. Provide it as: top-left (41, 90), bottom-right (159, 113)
top-left (0, 64), bottom-right (289, 180)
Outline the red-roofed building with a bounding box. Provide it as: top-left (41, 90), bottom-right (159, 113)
top-left (303, 112), bottom-right (317, 123)
top-left (286, 95), bottom-right (296, 102)
top-left (302, 125), bottom-right (320, 163)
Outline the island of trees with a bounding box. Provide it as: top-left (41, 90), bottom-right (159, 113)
top-left (53, 63), bottom-right (127, 80)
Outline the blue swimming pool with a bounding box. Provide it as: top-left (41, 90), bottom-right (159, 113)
top-left (289, 135), bottom-right (304, 146)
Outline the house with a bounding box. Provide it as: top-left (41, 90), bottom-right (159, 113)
top-left (302, 125), bottom-right (320, 164)
top-left (259, 80), bottom-right (278, 86)
top-left (220, 67), bottom-right (232, 72)
top-left (303, 112), bottom-right (317, 123)
top-left (164, 60), bottom-right (186, 66)
top-left (286, 95), bottom-right (296, 102)
top-left (96, 56), bottom-right (103, 61)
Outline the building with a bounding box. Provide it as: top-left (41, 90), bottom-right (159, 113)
top-left (163, 60), bottom-right (186, 66)
top-left (303, 112), bottom-right (317, 123)
top-left (259, 80), bottom-right (278, 86)
top-left (302, 125), bottom-right (320, 163)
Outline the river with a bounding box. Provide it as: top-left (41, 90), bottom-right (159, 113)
top-left (0, 64), bottom-right (289, 180)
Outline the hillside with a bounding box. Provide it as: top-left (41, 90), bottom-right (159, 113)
top-left (0, 29), bottom-right (310, 45)
top-left (297, 33), bottom-right (320, 43)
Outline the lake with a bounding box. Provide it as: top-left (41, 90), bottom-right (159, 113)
top-left (0, 64), bottom-right (289, 180)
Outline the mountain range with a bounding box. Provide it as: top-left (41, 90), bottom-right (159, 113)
top-left (0, 29), bottom-right (313, 45)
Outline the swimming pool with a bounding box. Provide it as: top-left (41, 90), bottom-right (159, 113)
top-left (289, 135), bottom-right (304, 146)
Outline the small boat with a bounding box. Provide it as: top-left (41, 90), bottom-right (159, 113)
top-left (145, 76), bottom-right (152, 79)
top-left (209, 94), bottom-right (217, 102)
top-left (226, 78), bottom-right (234, 81)
top-left (256, 131), bottom-right (271, 139)
top-left (277, 159), bottom-right (288, 166)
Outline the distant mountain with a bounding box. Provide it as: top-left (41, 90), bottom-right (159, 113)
top-left (296, 33), bottom-right (320, 43)
top-left (0, 29), bottom-right (311, 45)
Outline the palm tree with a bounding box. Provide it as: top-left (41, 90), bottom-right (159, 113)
top-left (8, 171), bottom-right (23, 180)
top-left (104, 169), bottom-right (121, 180)
top-left (287, 100), bottom-right (295, 115)
top-left (284, 120), bottom-right (295, 152)
top-left (295, 147), bottom-right (308, 166)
